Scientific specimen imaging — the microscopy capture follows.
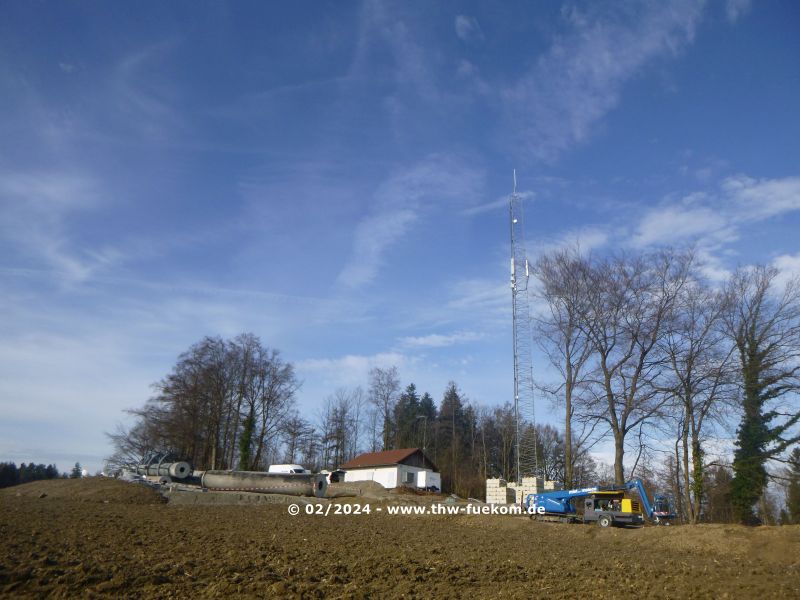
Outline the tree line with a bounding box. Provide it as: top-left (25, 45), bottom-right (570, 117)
top-left (0, 462), bottom-right (62, 488)
top-left (106, 247), bottom-right (799, 524)
top-left (106, 333), bottom-right (298, 473)
top-left (533, 247), bottom-right (799, 525)
top-left (105, 338), bottom-right (593, 499)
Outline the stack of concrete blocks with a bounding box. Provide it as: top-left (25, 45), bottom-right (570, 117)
top-left (509, 477), bottom-right (543, 505)
top-left (485, 478), bottom-right (516, 504)
top-left (486, 477), bottom-right (563, 504)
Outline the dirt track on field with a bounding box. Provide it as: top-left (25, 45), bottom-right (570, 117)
top-left (1, 479), bottom-right (799, 598)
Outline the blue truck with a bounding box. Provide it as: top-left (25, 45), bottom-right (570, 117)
top-left (525, 479), bottom-right (675, 527)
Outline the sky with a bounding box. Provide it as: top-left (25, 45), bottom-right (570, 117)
top-left (1, 0), bottom-right (799, 475)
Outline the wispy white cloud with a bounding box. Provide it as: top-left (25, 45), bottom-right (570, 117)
top-left (337, 155), bottom-right (484, 288)
top-left (461, 191), bottom-right (533, 217)
top-left (336, 207), bottom-right (418, 288)
top-left (350, 2), bottom-right (438, 103)
top-left (456, 59), bottom-right (478, 78)
top-left (0, 331), bottom-right (151, 421)
top-left (533, 225), bottom-right (611, 257)
top-left (461, 196), bottom-right (508, 216)
top-left (694, 246), bottom-right (733, 283)
top-left (772, 253), bottom-right (800, 290)
top-left (723, 174), bottom-right (800, 221)
top-left (632, 205), bottom-right (731, 247)
top-left (0, 309), bottom-right (172, 473)
top-left (725, 0), bottom-right (752, 24)
top-left (505, 0), bottom-right (705, 162)
top-left (564, 227), bottom-right (610, 254)
top-left (454, 15), bottom-right (484, 44)
top-left (620, 173), bottom-right (800, 286)
top-left (0, 170), bottom-right (96, 211)
top-left (446, 278), bottom-right (508, 319)
top-left (348, 2), bottom-right (490, 137)
top-left (0, 266), bottom-right (364, 472)
top-left (631, 175), bottom-right (800, 249)
top-left (297, 352), bottom-right (411, 389)
top-left (0, 170), bottom-right (110, 282)
top-left (399, 331), bottom-right (482, 348)
top-left (113, 40), bottom-right (185, 141)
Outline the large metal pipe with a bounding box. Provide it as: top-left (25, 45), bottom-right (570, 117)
top-left (200, 470), bottom-right (327, 498)
top-left (135, 460), bottom-right (192, 480)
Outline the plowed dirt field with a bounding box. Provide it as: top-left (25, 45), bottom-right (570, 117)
top-left (1, 479), bottom-right (798, 598)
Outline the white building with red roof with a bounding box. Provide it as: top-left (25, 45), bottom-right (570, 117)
top-left (340, 448), bottom-right (441, 491)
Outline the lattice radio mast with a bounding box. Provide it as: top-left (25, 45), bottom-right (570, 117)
top-left (509, 171), bottom-right (539, 484)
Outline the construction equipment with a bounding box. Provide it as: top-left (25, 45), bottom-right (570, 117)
top-left (200, 470), bottom-right (327, 497)
top-left (525, 478), bottom-right (676, 527)
top-left (135, 453), bottom-right (192, 481)
top-left (130, 454), bottom-right (327, 498)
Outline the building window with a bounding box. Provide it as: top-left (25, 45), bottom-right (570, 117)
top-left (405, 471), bottom-right (415, 484)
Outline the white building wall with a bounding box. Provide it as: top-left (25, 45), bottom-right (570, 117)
top-left (418, 470), bottom-right (441, 489)
top-left (344, 465), bottom-right (441, 489)
top-left (344, 466), bottom-right (398, 488)
top-left (397, 465), bottom-right (435, 487)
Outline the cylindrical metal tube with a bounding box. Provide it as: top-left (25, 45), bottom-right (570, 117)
top-left (168, 462), bottom-right (191, 479)
top-left (200, 470), bottom-right (327, 498)
top-left (135, 461), bottom-right (192, 480)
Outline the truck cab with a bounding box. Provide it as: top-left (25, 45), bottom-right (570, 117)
top-left (582, 492), bottom-right (643, 527)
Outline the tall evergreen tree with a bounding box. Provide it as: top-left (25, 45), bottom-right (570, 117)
top-left (724, 267), bottom-right (800, 524)
top-left (415, 392), bottom-right (436, 461)
top-left (419, 392), bottom-right (436, 418)
top-left (238, 408), bottom-right (255, 470)
top-left (394, 384), bottom-right (421, 449)
top-left (786, 447), bottom-right (800, 525)
top-left (438, 382), bottom-right (470, 493)
top-left (0, 462), bottom-right (59, 487)
top-left (0, 462), bottom-right (19, 488)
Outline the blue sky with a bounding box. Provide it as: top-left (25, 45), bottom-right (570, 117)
top-left (1, 0), bottom-right (799, 474)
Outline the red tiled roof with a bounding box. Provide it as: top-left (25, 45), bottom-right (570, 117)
top-left (341, 448), bottom-right (434, 470)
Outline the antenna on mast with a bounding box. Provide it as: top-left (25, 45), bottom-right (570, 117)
top-left (509, 172), bottom-right (539, 486)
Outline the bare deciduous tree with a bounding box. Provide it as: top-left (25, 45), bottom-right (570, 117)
top-left (368, 366), bottom-right (400, 451)
top-left (534, 248), bottom-right (597, 488)
top-left (281, 412), bottom-right (315, 464)
top-left (104, 421), bottom-right (157, 473)
top-left (319, 387), bottom-right (365, 469)
top-left (576, 250), bottom-right (691, 484)
top-left (249, 345), bottom-right (299, 469)
top-left (662, 279), bottom-right (733, 523)
top-left (110, 334), bottom-right (298, 471)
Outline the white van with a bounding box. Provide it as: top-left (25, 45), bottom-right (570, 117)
top-left (267, 464), bottom-right (308, 474)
